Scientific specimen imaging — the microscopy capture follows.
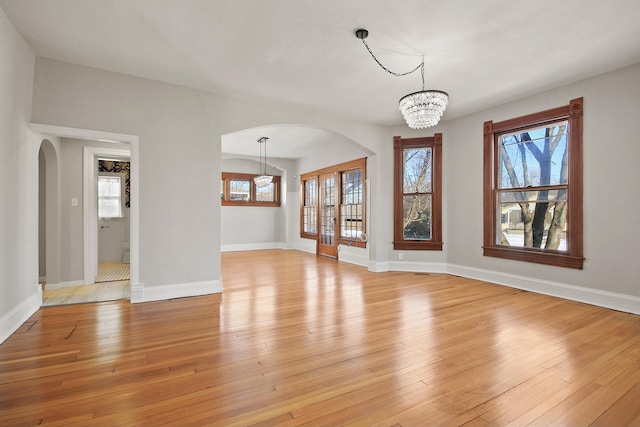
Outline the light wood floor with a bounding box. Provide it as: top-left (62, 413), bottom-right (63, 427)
top-left (42, 280), bottom-right (130, 306)
top-left (1, 250), bottom-right (639, 426)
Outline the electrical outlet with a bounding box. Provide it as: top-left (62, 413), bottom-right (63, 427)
top-left (398, 252), bottom-right (403, 260)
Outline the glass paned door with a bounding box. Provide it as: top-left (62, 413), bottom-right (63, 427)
top-left (318, 172), bottom-right (338, 258)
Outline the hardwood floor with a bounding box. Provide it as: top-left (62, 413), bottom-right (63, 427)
top-left (1, 249), bottom-right (639, 426)
top-left (42, 280), bottom-right (130, 306)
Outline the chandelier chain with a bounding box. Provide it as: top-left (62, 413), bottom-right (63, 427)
top-left (360, 38), bottom-right (424, 88)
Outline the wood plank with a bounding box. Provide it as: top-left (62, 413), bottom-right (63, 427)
top-left (0, 249), bottom-right (638, 426)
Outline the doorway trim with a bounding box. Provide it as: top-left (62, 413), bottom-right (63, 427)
top-left (30, 124), bottom-right (140, 301)
top-left (84, 146), bottom-right (131, 285)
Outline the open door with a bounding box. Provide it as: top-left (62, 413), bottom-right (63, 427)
top-left (318, 172), bottom-right (338, 258)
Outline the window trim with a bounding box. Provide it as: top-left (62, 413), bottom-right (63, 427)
top-left (483, 97), bottom-right (584, 269)
top-left (393, 134), bottom-right (443, 251)
top-left (221, 172), bottom-right (281, 207)
top-left (300, 158), bottom-right (367, 248)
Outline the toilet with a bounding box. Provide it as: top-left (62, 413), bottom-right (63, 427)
top-left (122, 242), bottom-right (130, 263)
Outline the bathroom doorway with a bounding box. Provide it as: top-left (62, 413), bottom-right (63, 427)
top-left (96, 158), bottom-right (131, 285)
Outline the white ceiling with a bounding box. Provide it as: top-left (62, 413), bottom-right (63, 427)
top-left (3, 0), bottom-right (640, 158)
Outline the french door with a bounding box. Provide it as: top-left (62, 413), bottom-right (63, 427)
top-left (318, 172), bottom-right (338, 258)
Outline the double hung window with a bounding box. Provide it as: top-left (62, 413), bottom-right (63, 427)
top-left (393, 134), bottom-right (443, 250)
top-left (483, 98), bottom-right (584, 269)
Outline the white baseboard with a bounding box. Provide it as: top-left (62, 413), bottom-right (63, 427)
top-left (138, 279), bottom-right (222, 303)
top-left (447, 264), bottom-right (640, 315)
top-left (368, 260), bottom-right (389, 273)
top-left (388, 261), bottom-right (448, 274)
top-left (295, 240), bottom-right (317, 255)
top-left (0, 293), bottom-right (40, 344)
top-left (221, 242), bottom-right (284, 252)
top-left (44, 280), bottom-right (85, 290)
top-left (338, 246), bottom-right (369, 268)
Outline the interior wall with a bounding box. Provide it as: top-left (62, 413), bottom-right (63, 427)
top-left (32, 59), bottom-right (222, 290)
top-left (443, 63), bottom-right (640, 298)
top-left (56, 139), bottom-right (128, 281)
top-left (220, 158), bottom-right (285, 248)
top-left (0, 7), bottom-right (37, 342)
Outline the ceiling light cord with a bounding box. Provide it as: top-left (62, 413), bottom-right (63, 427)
top-left (356, 28), bottom-right (448, 129)
top-left (359, 38), bottom-right (425, 89)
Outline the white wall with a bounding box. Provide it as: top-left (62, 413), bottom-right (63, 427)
top-left (220, 158), bottom-right (285, 250)
top-left (444, 64), bottom-right (640, 300)
top-left (0, 7), bottom-right (38, 343)
top-left (30, 58), bottom-right (390, 299)
top-left (32, 58), bottom-right (222, 293)
top-left (56, 138), bottom-right (130, 278)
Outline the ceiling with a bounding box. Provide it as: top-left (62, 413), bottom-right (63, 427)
top-left (3, 0), bottom-right (640, 158)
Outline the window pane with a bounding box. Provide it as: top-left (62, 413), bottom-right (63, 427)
top-left (403, 148), bottom-right (432, 194)
top-left (98, 176), bottom-right (121, 197)
top-left (341, 204), bottom-right (362, 239)
top-left (229, 180), bottom-right (250, 201)
top-left (498, 189), bottom-right (567, 251)
top-left (304, 179), bottom-right (317, 205)
top-left (256, 183), bottom-right (275, 202)
top-left (98, 175), bottom-right (122, 218)
top-left (342, 170), bottom-right (362, 204)
top-left (304, 206), bottom-right (317, 233)
top-left (403, 194), bottom-right (431, 240)
top-left (499, 122), bottom-right (569, 189)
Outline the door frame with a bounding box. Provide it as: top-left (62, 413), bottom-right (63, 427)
top-left (30, 124), bottom-right (140, 299)
top-left (84, 146), bottom-right (131, 284)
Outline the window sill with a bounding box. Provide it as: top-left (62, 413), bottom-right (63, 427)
top-left (222, 201), bottom-right (280, 207)
top-left (393, 241), bottom-right (443, 251)
top-left (483, 246), bottom-right (584, 269)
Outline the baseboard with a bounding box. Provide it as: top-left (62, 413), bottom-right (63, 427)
top-left (139, 279), bottom-right (222, 303)
top-left (295, 240), bottom-right (317, 255)
top-left (44, 280), bottom-right (85, 290)
top-left (388, 261), bottom-right (448, 274)
top-left (0, 293), bottom-right (40, 344)
top-left (338, 246), bottom-right (369, 267)
top-left (447, 264), bottom-right (640, 315)
top-left (368, 260), bottom-right (390, 273)
top-left (221, 242), bottom-right (284, 252)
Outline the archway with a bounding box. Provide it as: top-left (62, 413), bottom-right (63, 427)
top-left (38, 139), bottom-right (60, 291)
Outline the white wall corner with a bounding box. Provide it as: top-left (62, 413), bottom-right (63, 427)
top-left (368, 260), bottom-right (390, 273)
top-left (447, 264), bottom-right (640, 315)
top-left (0, 293), bottom-right (40, 344)
top-left (141, 279), bottom-right (222, 303)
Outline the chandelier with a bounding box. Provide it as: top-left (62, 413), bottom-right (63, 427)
top-left (254, 136), bottom-right (273, 188)
top-left (355, 29), bottom-right (449, 129)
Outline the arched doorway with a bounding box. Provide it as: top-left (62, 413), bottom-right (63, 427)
top-left (38, 139), bottom-right (60, 292)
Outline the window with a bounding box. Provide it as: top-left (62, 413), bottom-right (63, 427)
top-left (393, 134), bottom-right (443, 250)
top-left (483, 97), bottom-right (583, 269)
top-left (302, 178), bottom-right (318, 236)
top-left (221, 172), bottom-right (280, 207)
top-left (340, 169), bottom-right (363, 241)
top-left (98, 175), bottom-right (123, 218)
top-left (300, 158), bottom-right (366, 247)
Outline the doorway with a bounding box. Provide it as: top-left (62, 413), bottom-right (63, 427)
top-left (32, 123), bottom-right (141, 305)
top-left (318, 171), bottom-right (338, 258)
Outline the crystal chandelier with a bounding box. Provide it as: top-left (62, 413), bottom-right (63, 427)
top-left (254, 137), bottom-right (273, 188)
top-left (355, 29), bottom-right (449, 129)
